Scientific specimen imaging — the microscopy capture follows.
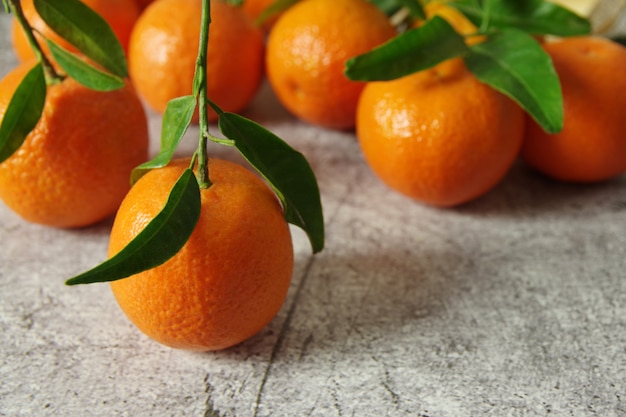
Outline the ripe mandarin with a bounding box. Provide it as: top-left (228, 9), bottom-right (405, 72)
top-left (128, 0), bottom-right (265, 122)
top-left (0, 62), bottom-right (149, 227)
top-left (522, 36), bottom-right (626, 183)
top-left (108, 158), bottom-right (294, 351)
top-left (356, 58), bottom-right (525, 207)
top-left (266, 0), bottom-right (397, 129)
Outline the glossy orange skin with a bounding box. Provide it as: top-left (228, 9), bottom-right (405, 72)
top-left (266, 0), bottom-right (397, 130)
top-left (128, 0), bottom-right (265, 122)
top-left (357, 59), bottom-right (525, 207)
top-left (12, 0), bottom-right (140, 60)
top-left (522, 36), bottom-right (626, 183)
top-left (109, 158), bottom-right (294, 351)
top-left (0, 62), bottom-right (149, 227)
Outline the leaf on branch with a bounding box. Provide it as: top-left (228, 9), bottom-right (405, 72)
top-left (345, 16), bottom-right (470, 81)
top-left (46, 39), bottom-right (125, 91)
top-left (216, 112), bottom-right (325, 253)
top-left (0, 62), bottom-right (46, 163)
top-left (451, 0), bottom-right (591, 36)
top-left (131, 95), bottom-right (197, 184)
top-left (66, 169), bottom-right (201, 285)
top-left (33, 0), bottom-right (127, 77)
top-left (465, 28), bottom-right (563, 133)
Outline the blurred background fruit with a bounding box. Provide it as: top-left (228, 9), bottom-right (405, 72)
top-left (265, 0), bottom-right (396, 130)
top-left (521, 36), bottom-right (626, 183)
top-left (128, 0), bottom-right (265, 122)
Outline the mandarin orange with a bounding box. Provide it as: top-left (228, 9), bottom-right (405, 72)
top-left (522, 36), bottom-right (626, 183)
top-left (0, 62), bottom-right (149, 227)
top-left (265, 0), bottom-right (396, 129)
top-left (108, 158), bottom-right (294, 351)
top-left (356, 58), bottom-right (525, 207)
top-left (128, 0), bottom-right (265, 122)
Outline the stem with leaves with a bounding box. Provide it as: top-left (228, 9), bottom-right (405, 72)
top-left (6, 0), bottom-right (61, 84)
top-left (346, 0), bottom-right (593, 135)
top-left (66, 0), bottom-right (324, 285)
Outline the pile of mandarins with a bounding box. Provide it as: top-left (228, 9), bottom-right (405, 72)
top-left (3, 0), bottom-right (626, 351)
top-left (10, 0), bottom-right (626, 212)
top-left (9, 0), bottom-right (626, 216)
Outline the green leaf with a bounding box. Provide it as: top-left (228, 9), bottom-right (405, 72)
top-left (131, 95), bottom-right (197, 185)
top-left (46, 39), bottom-right (125, 91)
top-left (255, 0), bottom-right (299, 26)
top-left (451, 0), bottom-right (591, 36)
top-left (345, 16), bottom-right (470, 81)
top-left (0, 63), bottom-right (46, 163)
top-left (217, 112), bottom-right (325, 253)
top-left (465, 28), bottom-right (563, 133)
top-left (33, 0), bottom-right (127, 77)
top-left (66, 169), bottom-right (201, 285)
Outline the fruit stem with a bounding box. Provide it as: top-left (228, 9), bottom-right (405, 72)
top-left (8, 0), bottom-right (62, 85)
top-left (194, 0), bottom-right (212, 189)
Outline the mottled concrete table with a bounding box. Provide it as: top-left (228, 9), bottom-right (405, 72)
top-left (2, 11), bottom-right (626, 417)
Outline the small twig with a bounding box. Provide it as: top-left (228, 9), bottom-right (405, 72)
top-left (194, 0), bottom-right (212, 189)
top-left (8, 0), bottom-right (63, 84)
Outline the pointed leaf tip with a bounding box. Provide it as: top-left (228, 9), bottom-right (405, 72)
top-left (216, 112), bottom-right (324, 253)
top-left (66, 169), bottom-right (201, 285)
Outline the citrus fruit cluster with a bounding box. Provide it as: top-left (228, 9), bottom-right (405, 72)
top-left (262, 0), bottom-right (626, 207)
top-left (3, 0), bottom-right (307, 352)
top-left (4, 0), bottom-right (151, 228)
top-left (3, 0), bottom-right (625, 353)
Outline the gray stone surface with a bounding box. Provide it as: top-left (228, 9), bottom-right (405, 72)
top-left (2, 10), bottom-right (626, 417)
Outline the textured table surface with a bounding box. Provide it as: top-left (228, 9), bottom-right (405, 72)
top-left (2, 10), bottom-right (626, 417)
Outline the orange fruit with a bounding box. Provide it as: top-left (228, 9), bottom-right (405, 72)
top-left (265, 0), bottom-right (397, 130)
top-left (128, 0), bottom-right (265, 122)
top-left (11, 0), bottom-right (140, 60)
top-left (356, 58), bottom-right (525, 207)
top-left (108, 158), bottom-right (294, 351)
top-left (521, 36), bottom-right (626, 183)
top-left (0, 62), bottom-right (149, 228)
